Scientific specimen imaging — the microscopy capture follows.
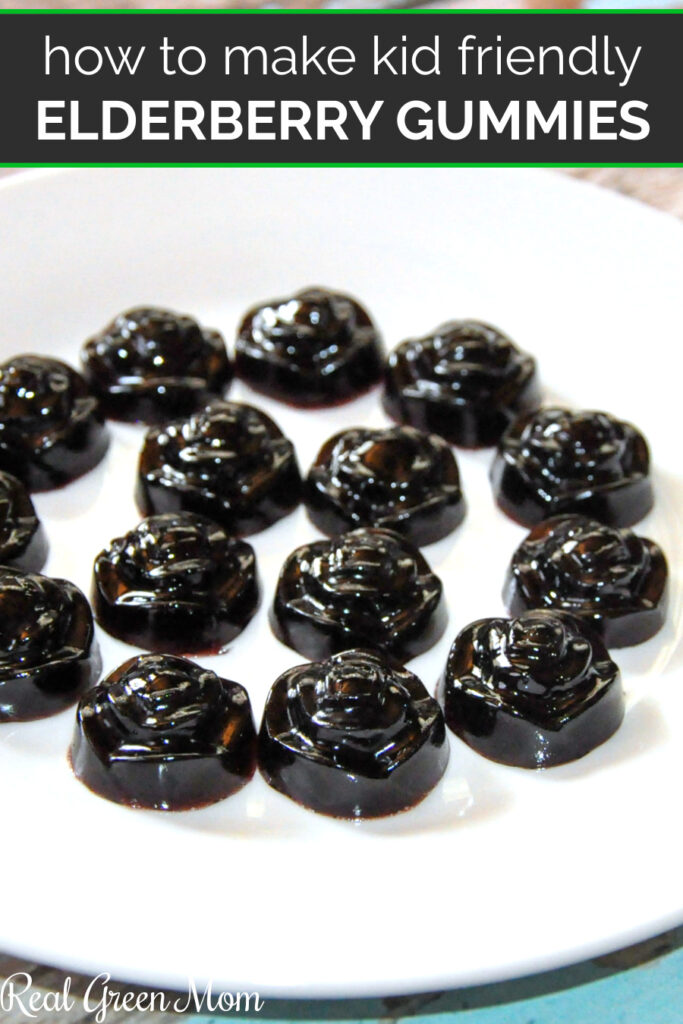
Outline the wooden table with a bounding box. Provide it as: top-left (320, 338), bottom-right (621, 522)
top-left (0, 166), bottom-right (681, 1022)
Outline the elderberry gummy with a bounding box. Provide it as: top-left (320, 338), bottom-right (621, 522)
top-left (0, 470), bottom-right (48, 572)
top-left (271, 527), bottom-right (446, 661)
top-left (0, 355), bottom-right (109, 491)
top-left (82, 306), bottom-right (232, 424)
top-left (490, 407), bottom-right (653, 527)
top-left (437, 610), bottom-right (624, 768)
top-left (70, 654), bottom-right (256, 810)
top-left (305, 425), bottom-right (465, 546)
top-left (93, 512), bottom-right (259, 654)
top-left (505, 515), bottom-right (668, 648)
top-left (383, 320), bottom-right (539, 448)
top-left (235, 286), bottom-right (384, 407)
top-left (259, 648), bottom-right (449, 818)
top-left (0, 567), bottom-right (100, 722)
top-left (136, 401), bottom-right (302, 536)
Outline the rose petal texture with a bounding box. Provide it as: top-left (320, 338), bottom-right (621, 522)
top-left (0, 470), bottom-right (48, 571)
top-left (504, 515), bottom-right (668, 647)
top-left (437, 610), bottom-right (623, 768)
top-left (70, 653), bottom-right (256, 810)
top-left (81, 306), bottom-right (232, 424)
top-left (305, 425), bottom-right (466, 546)
top-left (235, 286), bottom-right (384, 407)
top-left (490, 407), bottom-right (653, 527)
top-left (0, 567), bottom-right (100, 722)
top-left (270, 526), bottom-right (446, 661)
top-left (93, 511), bottom-right (259, 654)
top-left (0, 355), bottom-right (109, 491)
top-left (383, 320), bottom-right (539, 447)
top-left (259, 648), bottom-right (449, 818)
top-left (136, 400), bottom-right (302, 536)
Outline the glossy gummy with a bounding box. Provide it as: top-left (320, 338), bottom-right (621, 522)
top-left (0, 470), bottom-right (48, 571)
top-left (81, 306), bottom-right (232, 423)
top-left (305, 425), bottom-right (465, 546)
top-left (235, 286), bottom-right (384, 407)
top-left (0, 567), bottom-right (100, 722)
top-left (490, 407), bottom-right (653, 527)
top-left (437, 609), bottom-right (624, 768)
top-left (0, 355), bottom-right (109, 491)
top-left (71, 653), bottom-right (256, 810)
top-left (93, 512), bottom-right (259, 654)
top-left (383, 320), bottom-right (539, 447)
top-left (271, 526), bottom-right (446, 661)
top-left (505, 515), bottom-right (668, 648)
top-left (259, 648), bottom-right (449, 818)
top-left (136, 401), bottom-right (302, 536)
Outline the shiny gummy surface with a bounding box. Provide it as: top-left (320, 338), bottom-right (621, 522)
top-left (305, 425), bottom-right (466, 546)
top-left (383, 320), bottom-right (539, 447)
top-left (0, 566), bottom-right (100, 722)
top-left (0, 470), bottom-right (48, 571)
top-left (82, 306), bottom-right (232, 423)
top-left (438, 610), bottom-right (624, 768)
top-left (260, 648), bottom-right (449, 818)
top-left (505, 515), bottom-right (668, 648)
top-left (71, 653), bottom-right (256, 810)
top-left (235, 286), bottom-right (384, 407)
top-left (271, 526), bottom-right (446, 661)
top-left (136, 400), bottom-right (302, 536)
top-left (0, 355), bottom-right (109, 491)
top-left (490, 407), bottom-right (653, 527)
top-left (93, 511), bottom-right (259, 654)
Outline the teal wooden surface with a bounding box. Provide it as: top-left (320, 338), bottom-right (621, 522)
top-left (192, 926), bottom-right (682, 1024)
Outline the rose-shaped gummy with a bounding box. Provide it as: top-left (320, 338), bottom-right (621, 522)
top-left (0, 355), bottom-right (109, 491)
top-left (136, 401), bottom-right (302, 536)
top-left (305, 426), bottom-right (466, 546)
top-left (259, 648), bottom-right (449, 818)
top-left (81, 306), bottom-right (232, 424)
top-left (0, 567), bottom-right (100, 722)
top-left (235, 286), bottom-right (384, 407)
top-left (383, 320), bottom-right (539, 448)
top-left (70, 654), bottom-right (256, 810)
top-left (270, 527), bottom-right (446, 661)
top-left (504, 515), bottom-right (668, 648)
top-left (437, 610), bottom-right (623, 768)
top-left (0, 470), bottom-right (48, 571)
top-left (93, 512), bottom-right (259, 654)
top-left (490, 407), bottom-right (653, 527)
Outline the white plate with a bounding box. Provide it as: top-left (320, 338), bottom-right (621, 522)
top-left (0, 168), bottom-right (681, 999)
